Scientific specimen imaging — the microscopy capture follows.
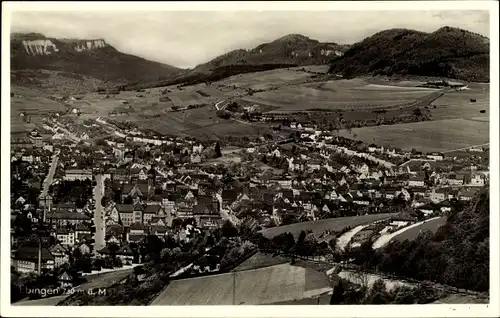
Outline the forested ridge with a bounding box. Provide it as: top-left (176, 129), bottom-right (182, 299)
top-left (329, 27), bottom-right (489, 82)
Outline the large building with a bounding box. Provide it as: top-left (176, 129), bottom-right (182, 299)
top-left (64, 169), bottom-right (92, 181)
top-left (12, 247), bottom-right (55, 273)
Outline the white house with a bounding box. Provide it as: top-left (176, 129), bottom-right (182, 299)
top-left (469, 173), bottom-right (486, 187)
top-left (408, 176), bottom-right (425, 187)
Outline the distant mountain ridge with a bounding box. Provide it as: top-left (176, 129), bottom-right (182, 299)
top-left (328, 26), bottom-right (490, 82)
top-left (11, 33), bottom-right (184, 84)
top-left (191, 34), bottom-right (350, 74)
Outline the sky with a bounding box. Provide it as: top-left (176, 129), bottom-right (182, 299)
top-left (10, 10), bottom-right (490, 69)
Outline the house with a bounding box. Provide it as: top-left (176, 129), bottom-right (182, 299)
top-left (438, 200), bottom-right (453, 213)
top-left (106, 206), bottom-right (121, 225)
top-left (307, 160), bottom-right (322, 171)
top-left (12, 247), bottom-right (55, 273)
top-left (271, 179), bottom-right (292, 189)
top-left (143, 205), bottom-right (164, 224)
top-left (458, 190), bottom-right (477, 201)
top-left (469, 173), bottom-right (486, 187)
top-left (15, 196), bottom-right (26, 205)
top-left (75, 223), bottom-right (92, 243)
top-left (410, 187), bottom-right (427, 198)
top-left (429, 188), bottom-right (448, 203)
top-left (367, 144), bottom-right (377, 153)
top-left (64, 169), bottom-right (92, 181)
top-left (98, 244), bottom-right (134, 263)
top-left (56, 228), bottom-right (76, 246)
top-left (190, 154), bottom-right (202, 164)
top-left (58, 271), bottom-right (73, 288)
top-left (408, 175), bottom-right (425, 187)
top-left (357, 164), bottom-right (369, 175)
top-left (418, 204), bottom-right (435, 216)
top-left (78, 243), bottom-right (92, 255)
top-left (426, 153), bottom-right (444, 161)
top-left (133, 203), bottom-right (144, 224)
top-left (448, 174), bottom-right (465, 186)
top-left (114, 204), bottom-right (134, 227)
top-left (121, 183), bottom-right (150, 201)
top-left (192, 144), bottom-right (204, 154)
top-left (49, 243), bottom-right (69, 267)
top-left (138, 168), bottom-right (148, 181)
top-left (128, 223), bottom-right (146, 242)
top-left (46, 211), bottom-right (91, 226)
top-left (176, 202), bottom-right (193, 219)
top-left (194, 214), bottom-right (223, 230)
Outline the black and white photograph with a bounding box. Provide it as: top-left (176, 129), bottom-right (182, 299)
top-left (1, 1), bottom-right (499, 317)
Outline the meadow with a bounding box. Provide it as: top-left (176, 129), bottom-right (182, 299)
top-left (245, 79), bottom-right (438, 112)
top-left (390, 217), bottom-right (446, 243)
top-left (338, 117), bottom-right (489, 153)
top-left (151, 263), bottom-right (330, 305)
top-left (259, 213), bottom-right (395, 239)
top-left (12, 64), bottom-right (489, 144)
top-left (217, 68), bottom-right (314, 91)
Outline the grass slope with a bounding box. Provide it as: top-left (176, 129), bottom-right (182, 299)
top-left (329, 27), bottom-right (489, 82)
top-left (259, 213), bottom-right (395, 239)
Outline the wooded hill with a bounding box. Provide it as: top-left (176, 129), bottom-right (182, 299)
top-left (329, 27), bottom-right (489, 82)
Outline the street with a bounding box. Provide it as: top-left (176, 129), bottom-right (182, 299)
top-left (40, 154), bottom-right (59, 199)
top-left (93, 174), bottom-right (106, 251)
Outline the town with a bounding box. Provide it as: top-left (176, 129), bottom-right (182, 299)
top-left (10, 108), bottom-right (489, 304)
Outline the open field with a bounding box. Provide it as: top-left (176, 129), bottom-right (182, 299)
top-left (11, 117), bottom-right (37, 134)
top-left (336, 83), bottom-right (489, 152)
top-left (218, 68), bottom-right (315, 91)
top-left (11, 86), bottom-right (68, 116)
top-left (259, 213), bottom-right (396, 239)
top-left (338, 117), bottom-right (489, 153)
top-left (391, 217), bottom-right (446, 243)
top-left (429, 88), bottom-right (490, 121)
top-left (234, 252), bottom-right (290, 272)
top-left (12, 67), bottom-right (489, 142)
top-left (238, 78), bottom-right (439, 113)
top-left (373, 217), bottom-right (442, 249)
top-left (11, 70), bottom-right (110, 95)
top-left (150, 263), bottom-right (331, 305)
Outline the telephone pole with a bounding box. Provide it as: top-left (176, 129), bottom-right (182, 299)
top-left (37, 236), bottom-right (42, 275)
top-left (232, 270), bottom-right (236, 305)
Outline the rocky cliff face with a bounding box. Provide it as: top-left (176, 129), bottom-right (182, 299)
top-left (21, 39), bottom-right (59, 55)
top-left (72, 39), bottom-right (107, 52)
top-left (11, 33), bottom-right (184, 84)
top-left (16, 35), bottom-right (109, 56)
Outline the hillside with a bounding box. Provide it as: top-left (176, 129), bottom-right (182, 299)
top-left (192, 34), bottom-right (350, 74)
top-left (329, 27), bottom-right (490, 82)
top-left (118, 34), bottom-right (350, 91)
top-left (349, 186), bottom-right (489, 292)
top-left (10, 33), bottom-right (185, 85)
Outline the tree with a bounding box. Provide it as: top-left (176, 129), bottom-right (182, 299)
top-left (215, 141), bottom-right (222, 158)
top-left (221, 220), bottom-right (239, 238)
top-left (330, 280), bottom-right (345, 304)
top-left (392, 285), bottom-right (417, 304)
top-left (366, 279), bottom-right (390, 304)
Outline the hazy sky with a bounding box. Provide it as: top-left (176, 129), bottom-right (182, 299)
top-left (10, 10), bottom-right (490, 69)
